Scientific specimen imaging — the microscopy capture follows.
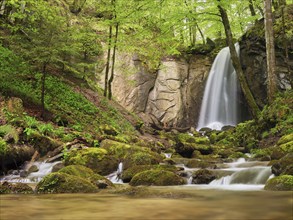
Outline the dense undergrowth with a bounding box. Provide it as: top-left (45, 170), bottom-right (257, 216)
top-left (0, 45), bottom-right (135, 135)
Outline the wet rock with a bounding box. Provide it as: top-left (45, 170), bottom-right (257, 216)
top-left (0, 182), bottom-right (34, 194)
top-left (121, 164), bottom-right (177, 183)
top-left (271, 153), bottom-right (293, 176)
top-left (192, 169), bottom-right (216, 184)
top-left (58, 165), bottom-right (113, 188)
top-left (264, 175), bottom-right (293, 191)
top-left (64, 147), bottom-right (118, 175)
top-left (129, 170), bottom-right (186, 186)
top-left (28, 165), bottom-right (39, 173)
top-left (19, 170), bottom-right (28, 178)
top-left (51, 163), bottom-right (64, 172)
top-left (36, 172), bottom-right (99, 193)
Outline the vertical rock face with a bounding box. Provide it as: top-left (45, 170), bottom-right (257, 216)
top-left (98, 53), bottom-right (211, 128)
top-left (240, 6), bottom-right (293, 108)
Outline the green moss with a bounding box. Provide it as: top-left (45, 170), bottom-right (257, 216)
top-left (0, 182), bottom-right (34, 194)
top-left (0, 124), bottom-right (19, 143)
top-left (129, 170), bottom-right (186, 186)
top-left (264, 175), bottom-right (293, 191)
top-left (65, 148), bottom-right (108, 165)
top-left (228, 152), bottom-right (246, 159)
top-left (279, 141), bottom-right (293, 154)
top-left (278, 134), bottom-right (293, 145)
top-left (100, 139), bottom-right (131, 158)
top-left (121, 164), bottom-right (177, 183)
top-left (58, 165), bottom-right (114, 187)
top-left (64, 147), bottom-right (118, 175)
top-left (36, 173), bottom-right (98, 193)
top-left (194, 137), bottom-right (210, 145)
top-left (0, 137), bottom-right (8, 156)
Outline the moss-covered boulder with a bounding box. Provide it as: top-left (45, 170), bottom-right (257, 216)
top-left (36, 173), bottom-right (98, 193)
top-left (264, 175), bottom-right (293, 191)
top-left (121, 165), bottom-right (178, 183)
top-left (129, 170), bottom-right (186, 186)
top-left (271, 153), bottom-right (293, 176)
top-left (0, 182), bottom-right (34, 194)
top-left (64, 147), bottom-right (118, 175)
top-left (185, 159), bottom-right (214, 169)
top-left (58, 165), bottom-right (114, 188)
top-left (191, 169), bottom-right (217, 184)
top-left (123, 151), bottom-right (162, 170)
top-left (100, 139), bottom-right (163, 169)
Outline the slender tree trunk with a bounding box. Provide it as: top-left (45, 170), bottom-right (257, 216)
top-left (196, 23), bottom-right (205, 44)
top-left (280, 3), bottom-right (291, 87)
top-left (108, 23), bottom-right (119, 100)
top-left (264, 0), bottom-right (277, 103)
top-left (104, 25), bottom-right (113, 97)
top-left (218, 2), bottom-right (260, 118)
top-left (41, 63), bottom-right (47, 118)
top-left (248, 0), bottom-right (256, 17)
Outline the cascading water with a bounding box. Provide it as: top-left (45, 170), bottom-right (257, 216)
top-left (0, 161), bottom-right (61, 183)
top-left (197, 43), bottom-right (241, 130)
top-left (107, 162), bottom-right (123, 184)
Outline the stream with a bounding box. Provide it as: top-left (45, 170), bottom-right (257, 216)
top-left (1, 158), bottom-right (292, 220)
top-left (1, 189), bottom-right (292, 220)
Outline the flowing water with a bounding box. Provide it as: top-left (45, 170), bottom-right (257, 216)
top-left (1, 189), bottom-right (292, 220)
top-left (197, 43), bottom-right (241, 130)
top-left (0, 161), bottom-right (61, 183)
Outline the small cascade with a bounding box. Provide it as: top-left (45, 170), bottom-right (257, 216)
top-left (197, 43), bottom-right (241, 131)
top-left (107, 162), bottom-right (123, 184)
top-left (180, 158), bottom-right (272, 190)
top-left (164, 153), bottom-right (172, 159)
top-left (0, 161), bottom-right (61, 183)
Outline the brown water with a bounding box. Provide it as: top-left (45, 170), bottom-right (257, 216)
top-left (0, 186), bottom-right (292, 220)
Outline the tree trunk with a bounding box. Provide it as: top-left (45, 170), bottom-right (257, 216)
top-left (108, 23), bottom-right (119, 100)
top-left (280, 3), bottom-right (291, 87)
top-left (104, 25), bottom-right (113, 97)
top-left (41, 63), bottom-right (47, 118)
top-left (264, 0), bottom-right (277, 103)
top-left (248, 0), bottom-right (256, 17)
top-left (218, 2), bottom-right (260, 118)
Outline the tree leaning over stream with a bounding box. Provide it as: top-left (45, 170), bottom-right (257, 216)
top-left (217, 0), bottom-right (260, 119)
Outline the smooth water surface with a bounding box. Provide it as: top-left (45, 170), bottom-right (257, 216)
top-left (1, 187), bottom-right (292, 220)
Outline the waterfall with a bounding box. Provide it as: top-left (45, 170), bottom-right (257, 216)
top-left (197, 43), bottom-right (240, 130)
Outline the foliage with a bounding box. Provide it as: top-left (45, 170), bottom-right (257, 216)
top-left (0, 138), bottom-right (8, 156)
top-left (0, 124), bottom-right (19, 143)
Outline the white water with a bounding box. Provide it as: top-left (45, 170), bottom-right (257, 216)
top-left (185, 158), bottom-right (272, 190)
top-left (0, 161), bottom-right (61, 183)
top-left (107, 162), bottom-right (124, 184)
top-left (197, 43), bottom-right (240, 131)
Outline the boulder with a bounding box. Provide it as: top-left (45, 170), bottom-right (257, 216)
top-left (129, 170), bottom-right (186, 186)
top-left (0, 182), bottom-right (34, 194)
top-left (264, 175), bottom-right (293, 191)
top-left (191, 169), bottom-right (216, 184)
top-left (36, 173), bottom-right (98, 193)
top-left (64, 147), bottom-right (118, 175)
top-left (121, 164), bottom-right (178, 183)
top-left (58, 165), bottom-right (113, 188)
top-left (271, 153), bottom-right (293, 176)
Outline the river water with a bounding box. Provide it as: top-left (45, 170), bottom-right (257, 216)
top-left (1, 186), bottom-right (292, 220)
